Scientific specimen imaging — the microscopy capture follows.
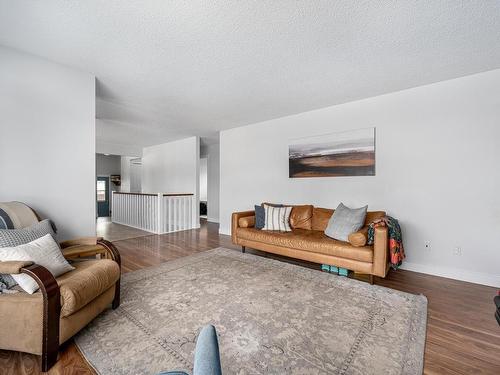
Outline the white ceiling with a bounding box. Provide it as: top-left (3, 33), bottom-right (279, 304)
top-left (1, 1), bottom-right (499, 151)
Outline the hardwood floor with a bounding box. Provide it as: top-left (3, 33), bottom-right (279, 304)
top-left (2, 220), bottom-right (499, 374)
top-left (96, 217), bottom-right (152, 242)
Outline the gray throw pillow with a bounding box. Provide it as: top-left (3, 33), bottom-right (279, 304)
top-left (254, 205), bottom-right (265, 229)
top-left (0, 219), bottom-right (57, 248)
top-left (324, 203), bottom-right (368, 242)
top-left (0, 219), bottom-right (57, 290)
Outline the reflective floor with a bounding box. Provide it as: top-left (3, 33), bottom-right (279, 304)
top-left (96, 216), bottom-right (153, 242)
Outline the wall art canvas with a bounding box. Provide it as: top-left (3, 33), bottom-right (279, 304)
top-left (289, 127), bottom-right (375, 178)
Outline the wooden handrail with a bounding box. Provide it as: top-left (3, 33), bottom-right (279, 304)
top-left (112, 192), bottom-right (158, 196)
top-left (113, 192), bottom-right (194, 196)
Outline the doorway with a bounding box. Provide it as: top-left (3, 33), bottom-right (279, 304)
top-left (199, 157), bottom-right (208, 219)
top-left (96, 176), bottom-right (110, 217)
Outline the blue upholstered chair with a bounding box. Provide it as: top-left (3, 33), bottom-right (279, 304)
top-left (159, 325), bottom-right (222, 375)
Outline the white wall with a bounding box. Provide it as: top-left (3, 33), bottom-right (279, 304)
top-left (207, 143), bottom-right (220, 223)
top-left (120, 156), bottom-right (133, 192)
top-left (142, 136), bottom-right (200, 227)
top-left (220, 69), bottom-right (500, 287)
top-left (200, 157), bottom-right (208, 202)
top-left (96, 153), bottom-right (121, 177)
top-left (200, 142), bottom-right (220, 223)
top-left (96, 138), bottom-right (142, 158)
top-left (0, 46), bottom-right (96, 240)
top-left (119, 156), bottom-right (142, 193)
top-left (129, 158), bottom-right (142, 193)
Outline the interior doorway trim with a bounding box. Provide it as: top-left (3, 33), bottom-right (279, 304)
top-left (96, 175), bottom-right (111, 218)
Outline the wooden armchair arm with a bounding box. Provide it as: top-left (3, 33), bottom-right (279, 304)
top-left (97, 239), bottom-right (121, 267)
top-left (20, 264), bottom-right (60, 372)
top-left (61, 239), bottom-right (121, 267)
top-left (59, 237), bottom-right (102, 249)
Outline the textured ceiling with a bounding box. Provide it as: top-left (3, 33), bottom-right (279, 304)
top-left (1, 1), bottom-right (499, 151)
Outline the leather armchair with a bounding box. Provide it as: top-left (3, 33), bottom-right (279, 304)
top-left (0, 202), bottom-right (121, 372)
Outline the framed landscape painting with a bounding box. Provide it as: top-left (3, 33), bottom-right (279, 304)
top-left (289, 127), bottom-right (375, 178)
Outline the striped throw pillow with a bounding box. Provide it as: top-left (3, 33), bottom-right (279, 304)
top-left (262, 204), bottom-right (292, 232)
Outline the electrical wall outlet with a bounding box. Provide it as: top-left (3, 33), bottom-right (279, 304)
top-left (453, 246), bottom-right (462, 256)
top-left (424, 241), bottom-right (431, 250)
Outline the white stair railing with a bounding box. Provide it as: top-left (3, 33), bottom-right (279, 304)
top-left (111, 192), bottom-right (195, 234)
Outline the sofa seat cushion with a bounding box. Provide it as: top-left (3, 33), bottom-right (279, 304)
top-left (57, 259), bottom-right (120, 317)
top-left (236, 228), bottom-right (373, 263)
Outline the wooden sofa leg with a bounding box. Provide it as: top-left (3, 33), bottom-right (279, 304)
top-left (112, 279), bottom-right (120, 309)
top-left (241, 246), bottom-right (246, 253)
top-left (369, 274), bottom-right (374, 285)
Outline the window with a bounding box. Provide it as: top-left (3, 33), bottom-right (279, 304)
top-left (97, 180), bottom-right (106, 202)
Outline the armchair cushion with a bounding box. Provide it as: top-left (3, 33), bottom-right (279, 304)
top-left (57, 259), bottom-right (120, 317)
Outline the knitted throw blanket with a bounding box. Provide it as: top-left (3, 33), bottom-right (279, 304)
top-left (367, 216), bottom-right (405, 270)
top-left (0, 274), bottom-right (19, 294)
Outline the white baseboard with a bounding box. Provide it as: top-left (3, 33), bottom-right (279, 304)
top-left (219, 227), bottom-right (230, 236)
top-left (400, 262), bottom-right (499, 288)
top-left (207, 217), bottom-right (219, 223)
top-left (217, 226), bottom-right (498, 287)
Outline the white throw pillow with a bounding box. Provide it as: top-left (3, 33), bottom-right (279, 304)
top-left (0, 234), bottom-right (74, 294)
top-left (262, 204), bottom-right (292, 232)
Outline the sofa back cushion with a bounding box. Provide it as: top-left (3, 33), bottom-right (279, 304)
top-left (364, 211), bottom-right (386, 225)
top-left (311, 207), bottom-right (334, 231)
top-left (289, 205), bottom-right (313, 230)
top-left (311, 208), bottom-right (387, 231)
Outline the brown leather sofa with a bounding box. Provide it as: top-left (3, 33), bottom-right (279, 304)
top-left (0, 202), bottom-right (121, 372)
top-left (232, 205), bottom-right (390, 284)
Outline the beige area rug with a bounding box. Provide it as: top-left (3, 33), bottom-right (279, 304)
top-left (75, 248), bottom-right (427, 375)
